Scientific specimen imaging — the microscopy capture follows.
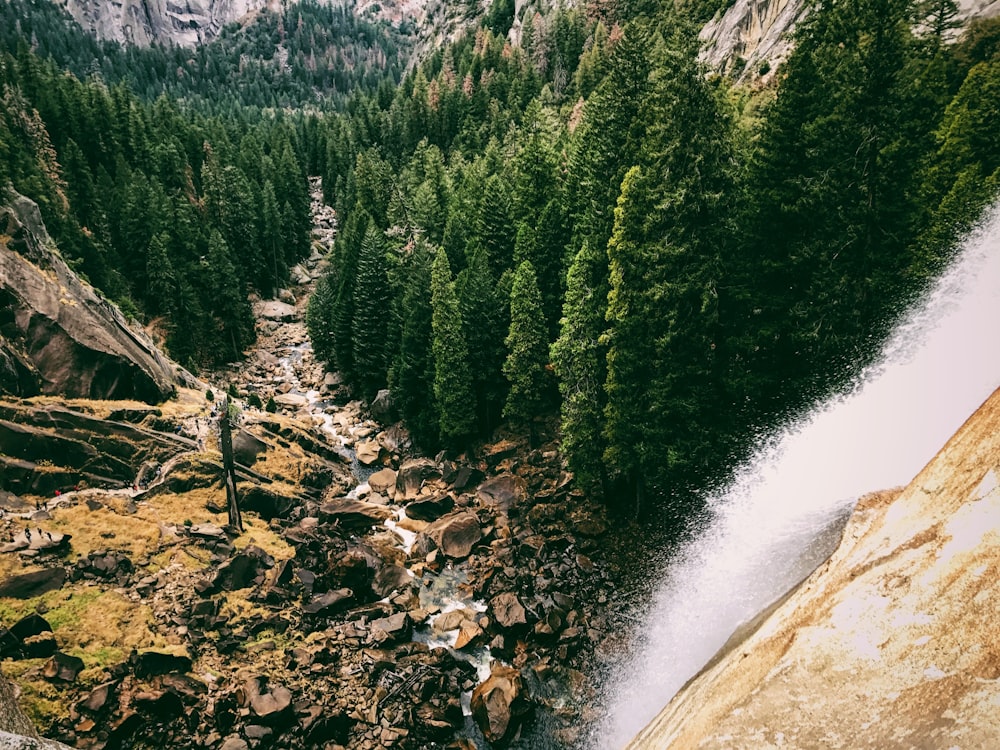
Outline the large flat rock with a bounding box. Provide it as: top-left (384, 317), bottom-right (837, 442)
top-left (628, 386), bottom-right (1000, 749)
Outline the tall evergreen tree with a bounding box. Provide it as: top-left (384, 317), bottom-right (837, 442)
top-left (351, 223), bottom-right (391, 399)
top-left (551, 240), bottom-right (609, 495)
top-left (503, 261), bottom-right (550, 436)
top-left (430, 247), bottom-right (476, 446)
top-left (390, 246), bottom-right (438, 448)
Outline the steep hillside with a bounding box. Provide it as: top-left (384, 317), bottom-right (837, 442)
top-left (626, 383), bottom-right (1000, 748)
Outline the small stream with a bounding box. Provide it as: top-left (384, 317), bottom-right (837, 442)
top-left (274, 336), bottom-right (495, 724)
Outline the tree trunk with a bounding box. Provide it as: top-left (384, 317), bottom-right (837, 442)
top-left (218, 396), bottom-right (243, 533)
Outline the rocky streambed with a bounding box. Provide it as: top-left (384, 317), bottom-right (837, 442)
top-left (0, 182), bottom-right (626, 750)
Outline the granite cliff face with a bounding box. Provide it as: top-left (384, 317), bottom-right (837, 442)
top-left (0, 190), bottom-right (188, 403)
top-left (626, 384), bottom-right (1000, 748)
top-left (61, 0), bottom-right (273, 47)
top-left (700, 0), bottom-right (1000, 82)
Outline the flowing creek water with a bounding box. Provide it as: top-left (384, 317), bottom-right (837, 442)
top-left (595, 205), bottom-right (1000, 747)
top-left (272, 313), bottom-right (495, 725)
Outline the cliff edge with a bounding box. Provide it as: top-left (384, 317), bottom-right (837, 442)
top-left (627, 384), bottom-right (1000, 748)
top-left (0, 189), bottom-right (189, 403)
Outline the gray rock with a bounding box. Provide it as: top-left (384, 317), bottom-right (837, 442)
top-left (254, 300), bottom-right (298, 322)
top-left (0, 191), bottom-right (184, 402)
top-left (0, 569), bottom-right (65, 599)
top-left (319, 499), bottom-right (393, 530)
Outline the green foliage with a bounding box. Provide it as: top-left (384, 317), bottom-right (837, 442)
top-left (430, 247), bottom-right (476, 446)
top-left (503, 261), bottom-right (550, 425)
top-left (265, 396), bottom-right (277, 413)
top-left (551, 241), bottom-right (609, 495)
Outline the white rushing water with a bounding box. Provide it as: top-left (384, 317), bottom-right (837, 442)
top-left (597, 206), bottom-right (1000, 748)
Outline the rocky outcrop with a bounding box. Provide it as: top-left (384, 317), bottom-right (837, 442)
top-left (0, 191), bottom-right (186, 402)
top-left (626, 385), bottom-right (1000, 748)
top-left (699, 0), bottom-right (1000, 83)
top-left (61, 0), bottom-right (269, 48)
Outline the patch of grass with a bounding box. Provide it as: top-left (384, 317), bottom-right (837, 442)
top-left (47, 502), bottom-right (161, 561)
top-left (0, 587), bottom-right (168, 671)
top-left (2, 660), bottom-right (65, 731)
top-left (233, 515), bottom-right (294, 561)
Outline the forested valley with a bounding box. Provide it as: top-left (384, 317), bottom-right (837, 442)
top-left (2, 0), bottom-right (999, 522)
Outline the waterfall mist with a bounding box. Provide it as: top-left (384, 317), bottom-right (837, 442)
top-left (595, 206), bottom-right (1000, 748)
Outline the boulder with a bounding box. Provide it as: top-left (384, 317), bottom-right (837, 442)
top-left (42, 652), bottom-right (84, 683)
top-left (369, 389), bottom-right (396, 423)
top-left (470, 664), bottom-right (531, 745)
top-left (241, 676), bottom-right (293, 724)
top-left (355, 439), bottom-right (382, 466)
top-left (490, 592), bottom-right (528, 631)
top-left (232, 428), bottom-right (269, 465)
top-left (273, 392), bottom-right (308, 409)
top-left (254, 300), bottom-right (298, 323)
top-left (0, 191), bottom-right (183, 402)
top-left (0, 568), bottom-right (65, 599)
top-left (369, 613), bottom-right (412, 645)
top-left (395, 458), bottom-right (440, 500)
top-left (302, 588), bottom-right (354, 616)
top-left (212, 546), bottom-right (274, 591)
top-left (319, 499), bottom-right (393, 530)
top-left (78, 681), bottom-right (118, 714)
top-left (404, 493), bottom-right (455, 522)
top-left (477, 474), bottom-right (526, 512)
top-left (1, 528), bottom-right (70, 555)
top-left (368, 468), bottom-right (397, 498)
top-left (422, 511), bottom-right (482, 559)
top-left (372, 564), bottom-right (412, 597)
top-left (130, 650), bottom-right (192, 678)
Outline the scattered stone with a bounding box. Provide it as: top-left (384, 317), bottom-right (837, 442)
top-left (319, 499), bottom-right (393, 530)
top-left (490, 592), bottom-right (528, 631)
top-left (476, 474), bottom-right (526, 512)
top-left (78, 681), bottom-right (117, 714)
top-left (470, 664), bottom-right (531, 745)
top-left (368, 468), bottom-right (397, 498)
top-left (404, 493), bottom-right (455, 522)
top-left (356, 439), bottom-right (382, 466)
top-left (302, 588), bottom-right (354, 616)
top-left (369, 613), bottom-right (411, 645)
top-left (43, 651), bottom-right (84, 682)
top-left (422, 511), bottom-right (482, 559)
top-left (130, 650), bottom-right (192, 678)
top-left (395, 458), bottom-right (440, 500)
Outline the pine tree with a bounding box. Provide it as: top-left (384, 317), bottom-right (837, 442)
top-left (503, 261), bottom-right (550, 434)
top-left (206, 229), bottom-right (253, 361)
top-left (146, 231), bottom-right (178, 319)
top-left (456, 246), bottom-right (508, 434)
top-left (744, 0), bottom-right (927, 417)
top-left (352, 223), bottom-right (391, 399)
top-left (390, 246), bottom-right (438, 448)
top-left (551, 240), bottom-right (609, 495)
top-left (430, 247), bottom-right (476, 446)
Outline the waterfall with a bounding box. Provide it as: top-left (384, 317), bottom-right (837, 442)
top-left (596, 206), bottom-right (1000, 748)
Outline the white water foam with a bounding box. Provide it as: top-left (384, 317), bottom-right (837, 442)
top-left (597, 207), bottom-right (1000, 747)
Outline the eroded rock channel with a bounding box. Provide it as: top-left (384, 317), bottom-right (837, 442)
top-left (0, 182), bottom-right (619, 750)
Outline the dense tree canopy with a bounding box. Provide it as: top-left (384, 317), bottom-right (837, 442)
top-left (2, 0), bottom-right (997, 516)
